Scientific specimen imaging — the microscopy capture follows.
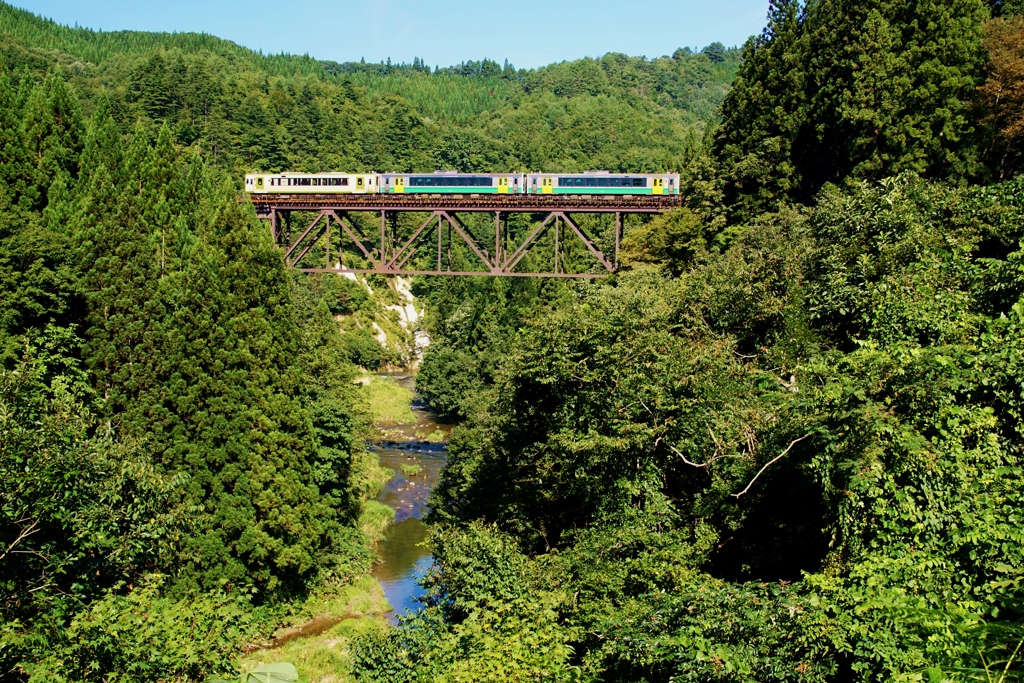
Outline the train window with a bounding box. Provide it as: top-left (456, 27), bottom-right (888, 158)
top-left (633, 178), bottom-right (645, 187)
top-left (597, 178), bottom-right (608, 187)
top-left (585, 178), bottom-right (596, 187)
top-left (342, 178), bottom-right (349, 186)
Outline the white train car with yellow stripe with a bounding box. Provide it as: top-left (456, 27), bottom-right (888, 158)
top-left (245, 172), bottom-right (379, 194)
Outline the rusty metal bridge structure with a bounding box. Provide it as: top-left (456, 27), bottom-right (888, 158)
top-left (252, 194), bottom-right (683, 278)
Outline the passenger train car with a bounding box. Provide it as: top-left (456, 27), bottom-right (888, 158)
top-left (526, 171), bottom-right (678, 195)
top-left (245, 172), bottom-right (379, 194)
top-left (381, 171), bottom-right (525, 194)
top-left (245, 171), bottom-right (680, 195)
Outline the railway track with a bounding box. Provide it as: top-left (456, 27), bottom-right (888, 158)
top-left (247, 193), bottom-right (683, 213)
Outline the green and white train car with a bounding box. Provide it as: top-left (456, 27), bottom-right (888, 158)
top-left (381, 171), bottom-right (525, 194)
top-left (527, 171), bottom-right (680, 195)
top-left (245, 172), bottom-right (379, 194)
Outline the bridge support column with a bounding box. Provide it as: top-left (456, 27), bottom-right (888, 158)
top-left (615, 212), bottom-right (622, 270)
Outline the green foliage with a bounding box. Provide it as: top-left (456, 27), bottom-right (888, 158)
top-left (352, 523), bottom-right (580, 683)
top-left (359, 500), bottom-right (396, 545)
top-left (401, 175), bottom-right (1024, 681)
top-left (1, 45), bottom-right (385, 680)
top-left (715, 0), bottom-right (992, 218)
top-left (364, 376), bottom-right (417, 426)
top-left (27, 576), bottom-right (262, 683)
top-left (0, 330), bottom-right (193, 677)
top-left (619, 207), bottom-right (709, 274)
top-left (415, 346), bottom-right (478, 420)
top-left (8, 1), bottom-right (1024, 681)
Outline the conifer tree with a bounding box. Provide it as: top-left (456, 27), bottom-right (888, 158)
top-left (145, 124), bottom-right (180, 276)
top-left (73, 127), bottom-right (160, 411)
top-left (0, 69), bottom-right (78, 356)
top-left (714, 0), bottom-right (806, 217)
top-left (78, 92), bottom-right (122, 189)
top-left (22, 71), bottom-right (84, 203)
top-left (716, 0), bottom-right (990, 216)
top-left (0, 69), bottom-right (39, 210)
top-left (133, 181), bottom-right (344, 594)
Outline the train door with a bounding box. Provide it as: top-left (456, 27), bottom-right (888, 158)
top-left (395, 177), bottom-right (405, 193)
top-left (356, 176), bottom-right (365, 192)
top-left (652, 178), bottom-right (664, 195)
top-left (498, 177), bottom-right (509, 194)
top-left (256, 176), bottom-right (265, 191)
top-left (542, 177), bottom-right (553, 194)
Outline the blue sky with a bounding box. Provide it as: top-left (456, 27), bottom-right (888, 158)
top-left (11, 0), bottom-right (770, 69)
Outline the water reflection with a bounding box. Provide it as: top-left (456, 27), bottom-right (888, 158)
top-left (373, 518), bottom-right (433, 619)
top-left (370, 374), bottom-right (449, 624)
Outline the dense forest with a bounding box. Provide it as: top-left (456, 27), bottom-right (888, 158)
top-left (1, 0), bottom-right (1023, 681)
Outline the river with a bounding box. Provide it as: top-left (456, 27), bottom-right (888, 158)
top-left (369, 376), bottom-right (450, 624)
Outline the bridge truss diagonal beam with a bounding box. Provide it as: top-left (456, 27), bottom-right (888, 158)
top-left (556, 212), bottom-right (614, 272)
top-left (327, 211), bottom-right (380, 268)
top-left (441, 211), bottom-right (500, 273)
top-left (256, 195), bottom-right (679, 278)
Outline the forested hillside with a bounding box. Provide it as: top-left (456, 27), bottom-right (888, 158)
top-left (3, 0), bottom-right (1024, 680)
top-left (399, 1), bottom-right (1024, 682)
top-left (0, 2), bottom-right (742, 681)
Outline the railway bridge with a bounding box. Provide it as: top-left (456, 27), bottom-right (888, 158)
top-left (252, 194), bottom-right (683, 278)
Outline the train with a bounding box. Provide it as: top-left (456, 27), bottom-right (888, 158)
top-left (244, 170), bottom-right (680, 195)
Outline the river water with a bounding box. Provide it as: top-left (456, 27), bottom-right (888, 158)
top-left (369, 376), bottom-right (450, 623)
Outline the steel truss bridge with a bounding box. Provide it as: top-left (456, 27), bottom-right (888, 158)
top-left (252, 194), bottom-right (683, 278)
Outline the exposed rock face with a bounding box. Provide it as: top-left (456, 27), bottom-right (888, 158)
top-left (387, 277), bottom-right (430, 369)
